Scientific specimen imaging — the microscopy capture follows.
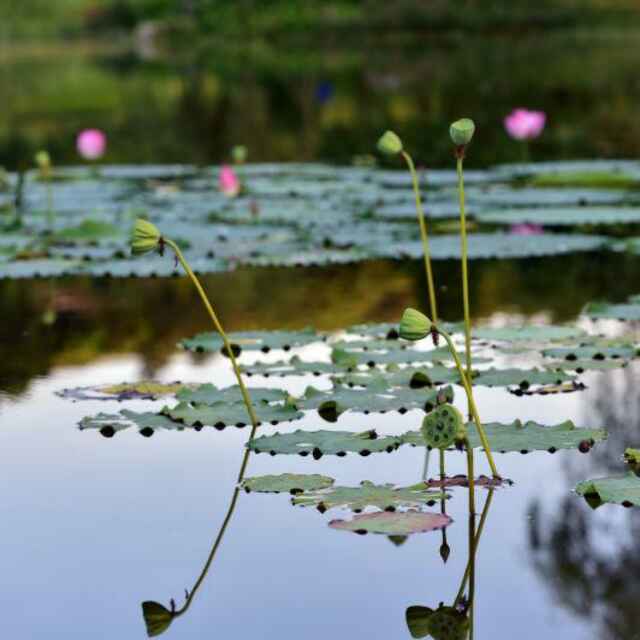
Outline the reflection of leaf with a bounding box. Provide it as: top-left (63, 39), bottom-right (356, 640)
top-left (575, 472), bottom-right (640, 508)
top-left (402, 420), bottom-right (607, 453)
top-left (141, 601), bottom-right (173, 637)
top-left (243, 356), bottom-right (341, 377)
top-left (292, 480), bottom-right (445, 511)
top-left (241, 474), bottom-right (334, 494)
top-left (329, 510), bottom-right (452, 535)
top-left (59, 381), bottom-right (191, 401)
top-left (247, 429), bottom-right (403, 458)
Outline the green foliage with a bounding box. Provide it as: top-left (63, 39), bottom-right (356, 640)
top-left (241, 474), bottom-right (334, 494)
top-left (329, 510), bottom-right (452, 535)
top-left (575, 472), bottom-right (640, 508)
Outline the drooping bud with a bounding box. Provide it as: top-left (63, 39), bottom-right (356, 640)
top-left (449, 118), bottom-right (476, 146)
top-left (439, 540), bottom-right (451, 563)
top-left (377, 130), bottom-right (403, 156)
top-left (141, 601), bottom-right (174, 637)
top-left (399, 308), bottom-right (432, 341)
top-left (131, 218), bottom-right (161, 256)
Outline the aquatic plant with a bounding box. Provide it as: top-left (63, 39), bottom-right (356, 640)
top-left (76, 128), bottom-right (107, 160)
top-left (231, 145), bottom-right (248, 164)
top-left (219, 164), bottom-right (241, 197)
top-left (504, 108), bottom-right (546, 141)
top-left (377, 130), bottom-right (438, 324)
top-left (34, 150), bottom-right (53, 225)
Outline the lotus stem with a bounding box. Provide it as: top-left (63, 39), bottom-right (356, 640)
top-left (455, 154), bottom-right (472, 383)
top-left (437, 327), bottom-right (500, 478)
top-left (401, 151), bottom-right (438, 325)
top-left (162, 237), bottom-right (259, 435)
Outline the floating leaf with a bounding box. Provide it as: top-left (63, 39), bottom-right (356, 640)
top-left (472, 367), bottom-right (575, 389)
top-left (180, 328), bottom-right (322, 354)
top-left (473, 325), bottom-right (586, 342)
top-left (583, 300), bottom-right (640, 321)
top-left (243, 357), bottom-right (341, 377)
top-left (423, 475), bottom-right (513, 489)
top-left (531, 170), bottom-right (640, 189)
top-left (58, 381), bottom-right (191, 401)
top-left (163, 400), bottom-right (302, 429)
top-left (78, 410), bottom-right (184, 437)
top-left (241, 474), bottom-right (334, 494)
top-left (545, 358), bottom-right (628, 372)
top-left (402, 419), bottom-right (607, 454)
top-left (542, 344), bottom-right (638, 361)
top-left (329, 510), bottom-right (452, 535)
top-left (332, 366), bottom-right (460, 389)
top-left (292, 480), bottom-right (445, 511)
top-left (476, 207), bottom-right (640, 227)
top-left (247, 429), bottom-right (403, 458)
top-left (575, 472), bottom-right (640, 508)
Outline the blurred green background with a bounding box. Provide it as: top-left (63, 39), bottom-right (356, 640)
top-left (2, 0), bottom-right (640, 169)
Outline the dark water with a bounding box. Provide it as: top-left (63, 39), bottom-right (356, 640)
top-left (3, 26), bottom-right (640, 169)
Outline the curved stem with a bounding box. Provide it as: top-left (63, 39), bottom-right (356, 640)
top-left (437, 328), bottom-right (500, 478)
top-left (455, 155), bottom-right (472, 383)
top-left (402, 151), bottom-right (438, 324)
top-left (163, 237), bottom-right (259, 433)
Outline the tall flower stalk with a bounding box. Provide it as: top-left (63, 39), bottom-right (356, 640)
top-left (377, 131), bottom-right (438, 324)
top-left (400, 308), bottom-right (500, 478)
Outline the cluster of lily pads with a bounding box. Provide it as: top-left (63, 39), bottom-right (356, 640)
top-left (4, 157), bottom-right (640, 278)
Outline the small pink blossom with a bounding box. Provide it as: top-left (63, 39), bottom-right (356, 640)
top-left (510, 223), bottom-right (544, 236)
top-left (504, 109), bottom-right (546, 141)
top-left (219, 165), bottom-right (240, 197)
top-left (76, 129), bottom-right (107, 160)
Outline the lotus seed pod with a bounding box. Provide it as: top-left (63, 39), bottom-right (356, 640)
top-left (377, 130), bottom-right (403, 156)
top-left (399, 308), bottom-right (432, 341)
top-left (231, 145), bottom-right (247, 164)
top-left (427, 605), bottom-right (469, 640)
top-left (449, 118), bottom-right (476, 146)
top-left (131, 218), bottom-right (161, 256)
top-left (421, 403), bottom-right (466, 450)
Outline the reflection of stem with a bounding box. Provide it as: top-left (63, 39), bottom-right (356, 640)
top-left (437, 328), bottom-right (499, 478)
top-left (455, 155), bottom-right (472, 383)
top-left (401, 151), bottom-right (438, 324)
top-left (422, 447), bottom-right (431, 481)
top-left (164, 238), bottom-right (258, 431)
top-left (439, 449), bottom-right (449, 557)
top-left (46, 177), bottom-right (53, 227)
top-left (466, 442), bottom-right (476, 640)
top-left (454, 488), bottom-right (494, 606)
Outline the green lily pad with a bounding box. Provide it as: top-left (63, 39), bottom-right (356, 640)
top-left (247, 429), bottom-right (403, 458)
top-left (175, 383), bottom-right (289, 405)
top-left (476, 207), bottom-right (640, 227)
top-left (292, 480), bottom-right (445, 511)
top-left (180, 328), bottom-right (322, 354)
top-left (163, 399), bottom-right (302, 429)
top-left (473, 325), bottom-right (586, 342)
top-left (50, 219), bottom-right (122, 243)
top-left (241, 474), bottom-right (334, 494)
top-left (545, 358), bottom-right (628, 372)
top-left (542, 344), bottom-right (638, 360)
top-left (331, 366), bottom-right (460, 389)
top-left (78, 410), bottom-right (184, 437)
top-left (472, 368), bottom-right (575, 389)
top-left (242, 357), bottom-right (342, 377)
top-left (583, 300), bottom-right (640, 321)
top-left (329, 510), bottom-right (452, 535)
top-left (575, 472), bottom-right (640, 508)
top-left (402, 419), bottom-right (607, 453)
top-left (531, 170), bottom-right (640, 189)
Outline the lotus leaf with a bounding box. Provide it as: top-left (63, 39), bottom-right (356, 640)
top-left (241, 474), bottom-right (334, 494)
top-left (329, 510), bottom-right (452, 535)
top-left (575, 472), bottom-right (640, 508)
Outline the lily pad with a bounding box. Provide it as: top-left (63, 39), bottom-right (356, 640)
top-left (476, 207), bottom-right (640, 227)
top-left (242, 357), bottom-right (342, 377)
top-left (78, 410), bottom-right (184, 437)
top-left (329, 510), bottom-right (452, 535)
top-left (575, 472), bottom-right (640, 508)
top-left (583, 300), bottom-right (640, 321)
top-left (541, 344), bottom-right (638, 361)
top-left (473, 325), bottom-right (586, 342)
top-left (292, 481), bottom-right (445, 511)
top-left (247, 429), bottom-right (403, 458)
top-left (58, 381), bottom-right (191, 401)
top-left (180, 328), bottom-right (322, 354)
top-left (402, 419), bottom-right (607, 454)
top-left (175, 383), bottom-right (289, 405)
top-left (472, 367), bottom-right (575, 389)
top-left (241, 474), bottom-right (334, 494)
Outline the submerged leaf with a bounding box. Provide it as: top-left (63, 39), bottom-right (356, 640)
top-left (329, 510), bottom-right (452, 535)
top-left (241, 474), bottom-right (334, 494)
top-left (292, 480), bottom-right (445, 511)
top-left (575, 472), bottom-right (640, 508)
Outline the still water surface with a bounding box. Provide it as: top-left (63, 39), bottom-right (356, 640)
top-left (2, 256), bottom-right (639, 639)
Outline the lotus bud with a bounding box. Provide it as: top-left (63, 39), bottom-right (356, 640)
top-left (231, 145), bottom-right (247, 164)
top-left (141, 601), bottom-right (174, 637)
top-left (449, 118), bottom-right (476, 146)
top-left (131, 218), bottom-right (161, 256)
top-left (377, 130), bottom-right (403, 156)
top-left (35, 150), bottom-right (51, 172)
top-left (399, 308), bottom-right (432, 341)
top-left (439, 540), bottom-right (451, 564)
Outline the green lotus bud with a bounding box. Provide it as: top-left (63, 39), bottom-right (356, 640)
top-left (141, 601), bottom-right (174, 637)
top-left (399, 308), bottom-right (432, 341)
top-left (131, 218), bottom-right (161, 256)
top-left (449, 118), bottom-right (476, 146)
top-left (377, 130), bottom-right (403, 156)
top-left (231, 145), bottom-right (247, 164)
top-left (421, 403), bottom-right (466, 450)
top-left (35, 150), bottom-right (51, 170)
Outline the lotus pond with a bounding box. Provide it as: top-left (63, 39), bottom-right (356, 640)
top-left (3, 152), bottom-right (640, 640)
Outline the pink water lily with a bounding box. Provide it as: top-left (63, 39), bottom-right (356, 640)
top-left (219, 165), bottom-right (240, 197)
top-left (76, 129), bottom-right (107, 160)
top-left (510, 223), bottom-right (544, 236)
top-left (504, 109), bottom-right (546, 140)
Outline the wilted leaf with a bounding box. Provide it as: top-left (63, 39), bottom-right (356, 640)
top-left (329, 510), bottom-right (452, 535)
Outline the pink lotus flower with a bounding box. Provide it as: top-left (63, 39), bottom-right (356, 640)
top-left (510, 223), bottom-right (544, 236)
top-left (219, 165), bottom-right (240, 197)
top-left (504, 109), bottom-right (546, 141)
top-left (76, 129), bottom-right (107, 160)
